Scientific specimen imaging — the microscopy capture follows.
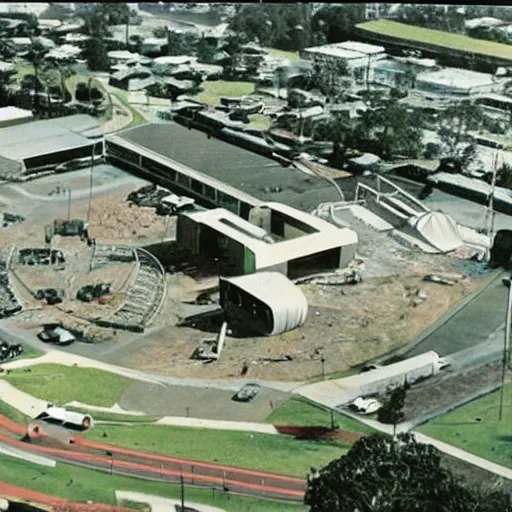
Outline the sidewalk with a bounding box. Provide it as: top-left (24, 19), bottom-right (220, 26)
top-left (0, 347), bottom-right (302, 393)
top-left (116, 491), bottom-right (226, 512)
top-left (335, 406), bottom-right (512, 482)
top-left (0, 380), bottom-right (47, 418)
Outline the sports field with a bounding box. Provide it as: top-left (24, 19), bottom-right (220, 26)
top-left (356, 19), bottom-right (512, 61)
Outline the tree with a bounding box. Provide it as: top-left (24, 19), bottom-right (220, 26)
top-left (26, 39), bottom-right (47, 114)
top-left (311, 5), bottom-right (365, 45)
top-left (312, 58), bottom-right (350, 101)
top-left (438, 102), bottom-right (484, 172)
top-left (495, 163), bottom-right (512, 189)
top-left (305, 433), bottom-right (512, 512)
top-left (377, 384), bottom-right (407, 436)
top-left (196, 35), bottom-right (216, 64)
top-left (0, 70), bottom-right (13, 107)
top-left (84, 37), bottom-right (109, 72)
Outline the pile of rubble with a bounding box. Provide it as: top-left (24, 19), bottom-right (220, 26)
top-left (97, 248), bottom-right (166, 332)
top-left (0, 250), bottom-right (22, 319)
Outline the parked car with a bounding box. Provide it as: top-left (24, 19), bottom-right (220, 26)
top-left (232, 383), bottom-right (261, 402)
top-left (0, 342), bottom-right (23, 361)
top-left (38, 323), bottom-right (76, 346)
top-left (349, 397), bottom-right (382, 415)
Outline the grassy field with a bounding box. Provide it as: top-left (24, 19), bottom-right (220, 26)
top-left (267, 48), bottom-right (300, 62)
top-left (110, 91), bottom-right (147, 129)
top-left (192, 80), bottom-right (256, 107)
top-left (87, 423), bottom-right (348, 477)
top-left (0, 399), bottom-right (29, 424)
top-left (1, 364), bottom-right (133, 408)
top-left (418, 384), bottom-right (512, 469)
top-left (248, 113), bottom-right (272, 130)
top-left (0, 454), bottom-right (306, 512)
top-left (266, 397), bottom-right (375, 435)
top-left (357, 19), bottom-right (512, 60)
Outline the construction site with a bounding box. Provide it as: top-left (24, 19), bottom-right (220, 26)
top-left (0, 118), bottom-right (503, 384)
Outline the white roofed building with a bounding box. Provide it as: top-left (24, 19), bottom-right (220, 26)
top-left (415, 67), bottom-right (502, 97)
top-left (177, 203), bottom-right (358, 279)
top-left (0, 106), bottom-right (34, 129)
top-left (220, 272), bottom-right (308, 336)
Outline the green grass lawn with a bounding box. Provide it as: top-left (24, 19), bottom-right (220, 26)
top-left (1, 364), bottom-right (133, 408)
top-left (87, 423), bottom-right (348, 477)
top-left (357, 19), bottom-right (512, 60)
top-left (266, 48), bottom-right (300, 62)
top-left (0, 399), bottom-right (29, 425)
top-left (12, 344), bottom-right (44, 361)
top-left (248, 114), bottom-right (272, 130)
top-left (266, 397), bottom-right (376, 435)
top-left (192, 80), bottom-right (256, 107)
top-left (111, 91), bottom-right (147, 129)
top-left (418, 384), bottom-right (512, 469)
top-left (0, 454), bottom-right (306, 512)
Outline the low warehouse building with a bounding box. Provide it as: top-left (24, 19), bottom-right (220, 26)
top-left (220, 272), bottom-right (308, 336)
top-left (0, 106), bottom-right (33, 129)
top-left (297, 351), bottom-right (443, 407)
top-left (177, 203), bottom-right (358, 278)
top-left (0, 114), bottom-right (102, 180)
top-left (415, 67), bottom-right (501, 97)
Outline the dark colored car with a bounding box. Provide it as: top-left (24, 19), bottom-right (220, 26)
top-left (232, 383), bottom-right (261, 403)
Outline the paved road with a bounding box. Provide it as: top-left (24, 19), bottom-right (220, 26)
top-left (406, 271), bottom-right (509, 359)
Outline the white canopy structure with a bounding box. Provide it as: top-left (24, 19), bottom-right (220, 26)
top-left (220, 272), bottom-right (308, 336)
top-left (39, 406), bottom-right (93, 430)
top-left (408, 211), bottom-right (463, 253)
top-left (297, 351), bottom-right (442, 407)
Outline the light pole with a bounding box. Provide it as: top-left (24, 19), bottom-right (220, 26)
top-left (320, 355), bottom-right (326, 379)
top-left (67, 188), bottom-right (72, 221)
top-left (499, 273), bottom-right (512, 421)
top-left (87, 143), bottom-right (95, 224)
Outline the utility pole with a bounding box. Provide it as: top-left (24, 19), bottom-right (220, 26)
top-left (87, 143), bottom-right (95, 223)
top-left (180, 473), bottom-right (185, 511)
top-left (499, 273), bottom-right (512, 421)
top-left (485, 150), bottom-right (498, 262)
top-left (67, 189), bottom-right (72, 221)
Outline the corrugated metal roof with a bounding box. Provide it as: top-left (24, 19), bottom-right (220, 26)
top-left (221, 272), bottom-right (308, 336)
top-left (0, 115), bottom-right (98, 160)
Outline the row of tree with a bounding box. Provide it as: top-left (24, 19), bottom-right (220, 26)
top-left (229, 4), bottom-right (366, 51)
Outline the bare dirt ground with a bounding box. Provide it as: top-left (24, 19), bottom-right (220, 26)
top-left (0, 187), bottom-right (172, 248)
top-left (403, 361), bottom-right (509, 422)
top-left (107, 270), bottom-right (482, 382)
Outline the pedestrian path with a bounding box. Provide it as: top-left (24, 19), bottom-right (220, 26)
top-left (115, 491), bottom-right (226, 512)
top-left (0, 441), bottom-right (56, 467)
top-left (0, 380), bottom-right (47, 417)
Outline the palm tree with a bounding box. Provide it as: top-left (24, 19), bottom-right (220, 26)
top-left (27, 38), bottom-right (46, 115)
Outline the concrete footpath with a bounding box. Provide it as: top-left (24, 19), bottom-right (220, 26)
top-left (0, 343), bottom-right (302, 393)
top-left (116, 491), bottom-right (226, 512)
top-left (0, 441), bottom-right (56, 468)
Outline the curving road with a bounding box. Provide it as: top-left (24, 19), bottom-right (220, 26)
top-left (0, 415), bottom-right (306, 502)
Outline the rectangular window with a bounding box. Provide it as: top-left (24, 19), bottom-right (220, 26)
top-left (217, 192), bottom-right (238, 214)
top-left (203, 185), bottom-right (216, 201)
top-left (191, 179), bottom-right (204, 195)
top-left (176, 173), bottom-right (191, 188)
